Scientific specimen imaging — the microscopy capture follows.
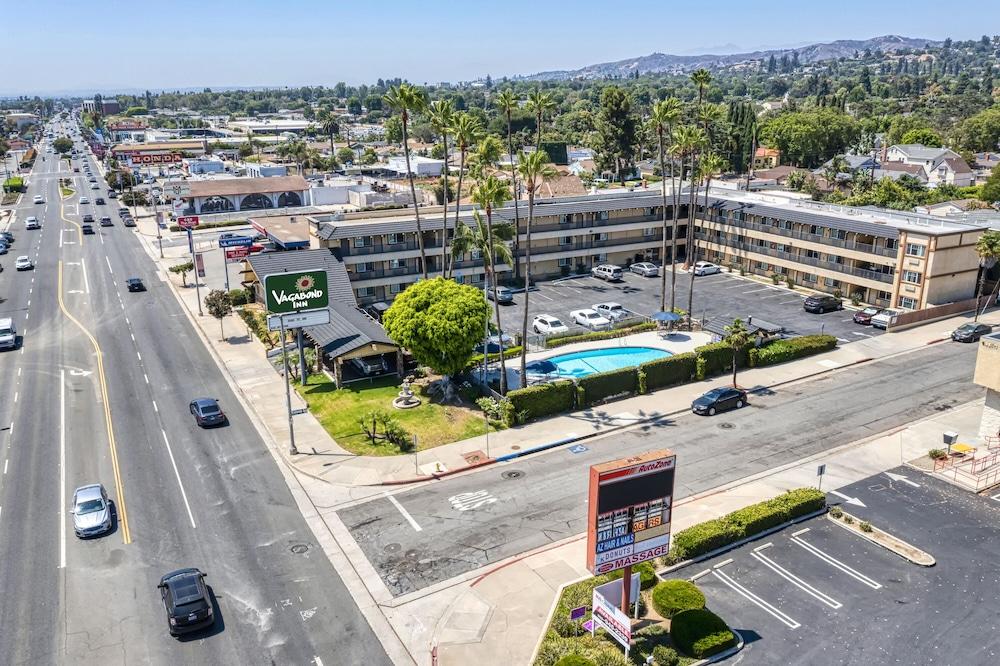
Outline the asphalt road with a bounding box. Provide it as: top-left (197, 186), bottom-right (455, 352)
top-left (0, 121), bottom-right (390, 664)
top-left (339, 340), bottom-right (981, 597)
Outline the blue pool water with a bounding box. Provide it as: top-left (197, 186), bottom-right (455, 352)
top-left (526, 346), bottom-right (671, 379)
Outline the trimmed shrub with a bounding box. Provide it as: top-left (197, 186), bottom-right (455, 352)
top-left (829, 506), bottom-right (843, 518)
top-left (507, 380), bottom-right (576, 422)
top-left (554, 656), bottom-right (596, 666)
top-left (607, 560), bottom-right (658, 590)
top-left (228, 288), bottom-right (251, 306)
top-left (670, 609), bottom-right (736, 659)
top-left (726, 501), bottom-right (791, 536)
top-left (546, 322), bottom-right (657, 349)
top-left (860, 521), bottom-right (873, 533)
top-left (641, 352), bottom-right (696, 390)
top-left (464, 346), bottom-right (523, 373)
top-left (669, 519), bottom-right (743, 562)
top-left (774, 487), bottom-right (827, 518)
top-left (652, 645), bottom-right (680, 666)
top-left (749, 334), bottom-right (837, 367)
top-left (695, 341), bottom-right (750, 380)
top-left (650, 579), bottom-right (705, 619)
top-left (928, 448), bottom-right (948, 460)
top-left (577, 367), bottom-right (638, 407)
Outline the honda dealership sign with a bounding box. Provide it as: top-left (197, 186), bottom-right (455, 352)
top-left (586, 450), bottom-right (676, 575)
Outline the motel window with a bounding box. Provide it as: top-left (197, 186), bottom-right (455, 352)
top-left (596, 211), bottom-right (609, 221)
top-left (877, 290), bottom-right (892, 301)
top-left (388, 258), bottom-right (406, 269)
top-left (558, 257), bottom-right (572, 267)
top-left (355, 262), bottom-right (371, 273)
top-left (561, 214), bottom-right (573, 224)
top-left (353, 236), bottom-right (371, 248)
top-left (897, 296), bottom-right (917, 310)
top-left (755, 261), bottom-right (769, 270)
top-left (824, 278), bottom-right (841, 288)
top-left (594, 253), bottom-right (607, 262)
top-left (803, 273), bottom-right (818, 283)
top-left (595, 232), bottom-right (608, 242)
top-left (902, 270), bottom-right (922, 284)
top-left (885, 238), bottom-right (898, 250)
top-left (356, 286), bottom-right (375, 298)
top-left (389, 282), bottom-right (404, 294)
top-left (559, 236), bottom-right (572, 246)
top-left (387, 233), bottom-right (404, 244)
top-left (830, 229), bottom-right (847, 240)
top-left (471, 248), bottom-right (481, 260)
top-left (905, 243), bottom-right (926, 257)
top-left (643, 227), bottom-right (655, 237)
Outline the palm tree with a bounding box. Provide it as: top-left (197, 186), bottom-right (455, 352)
top-left (691, 68), bottom-right (712, 107)
top-left (724, 318), bottom-right (752, 388)
top-left (495, 89), bottom-right (524, 281)
top-left (516, 150), bottom-right (558, 387)
top-left (469, 135), bottom-right (504, 182)
top-left (320, 114), bottom-right (340, 158)
top-left (448, 112), bottom-right (484, 278)
top-left (471, 175), bottom-right (513, 395)
top-left (525, 89), bottom-right (556, 150)
top-left (384, 83), bottom-right (430, 277)
top-left (650, 98), bottom-right (683, 312)
top-left (699, 152), bottom-right (728, 260)
top-left (670, 125), bottom-right (702, 312)
top-left (680, 126), bottom-right (708, 320)
top-left (428, 99), bottom-right (456, 275)
top-left (302, 147), bottom-right (326, 175)
top-left (823, 155), bottom-right (849, 192)
top-left (974, 230), bottom-right (1000, 320)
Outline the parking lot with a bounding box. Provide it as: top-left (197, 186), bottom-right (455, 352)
top-left (687, 469), bottom-right (1000, 665)
top-left (496, 268), bottom-right (882, 345)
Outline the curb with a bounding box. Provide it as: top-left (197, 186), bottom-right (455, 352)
top-left (692, 629), bottom-right (746, 665)
top-left (827, 512), bottom-right (936, 566)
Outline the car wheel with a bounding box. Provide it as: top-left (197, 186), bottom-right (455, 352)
top-left (736, 400), bottom-right (744, 409)
top-left (708, 407), bottom-right (716, 416)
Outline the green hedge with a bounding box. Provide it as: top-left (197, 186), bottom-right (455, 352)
top-left (3, 177), bottom-right (26, 193)
top-left (553, 656), bottom-right (596, 666)
top-left (667, 488), bottom-right (826, 562)
top-left (670, 609), bottom-right (736, 659)
top-left (607, 560), bottom-right (657, 590)
top-left (577, 367), bottom-right (638, 407)
top-left (168, 219), bottom-right (248, 232)
top-left (694, 341), bottom-right (750, 380)
top-left (546, 322), bottom-right (657, 349)
top-left (749, 334), bottom-right (837, 367)
top-left (641, 352), bottom-right (696, 390)
top-left (651, 579), bottom-right (705, 619)
top-left (228, 288), bottom-right (251, 306)
top-left (464, 346), bottom-right (523, 373)
top-left (507, 380), bottom-right (576, 422)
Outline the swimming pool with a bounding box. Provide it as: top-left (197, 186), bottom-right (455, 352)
top-left (526, 346), bottom-right (671, 379)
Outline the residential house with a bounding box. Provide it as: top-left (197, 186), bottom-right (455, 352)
top-left (753, 147), bottom-right (781, 170)
top-left (884, 144), bottom-right (975, 188)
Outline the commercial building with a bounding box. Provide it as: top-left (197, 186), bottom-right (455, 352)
top-left (182, 157), bottom-right (226, 175)
top-left (5, 112), bottom-right (38, 130)
top-left (242, 162), bottom-right (288, 178)
top-left (228, 118), bottom-right (314, 135)
top-left (386, 155), bottom-right (444, 177)
top-left (111, 140), bottom-right (208, 164)
top-left (179, 175), bottom-right (310, 214)
top-left (81, 98), bottom-right (121, 115)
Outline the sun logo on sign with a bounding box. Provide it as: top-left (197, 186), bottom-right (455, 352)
top-left (295, 274), bottom-right (316, 292)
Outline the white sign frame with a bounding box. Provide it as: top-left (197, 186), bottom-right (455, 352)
top-left (267, 309), bottom-right (331, 331)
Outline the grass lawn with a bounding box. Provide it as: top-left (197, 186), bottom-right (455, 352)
top-left (60, 187), bottom-right (74, 197)
top-left (296, 375), bottom-right (499, 456)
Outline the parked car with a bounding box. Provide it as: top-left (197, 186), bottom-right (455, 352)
top-left (0, 317), bottom-right (17, 351)
top-left (853, 306), bottom-right (883, 325)
top-left (158, 568), bottom-right (214, 637)
top-left (0, 244), bottom-right (7, 255)
top-left (123, 217), bottom-right (136, 227)
top-left (803, 294), bottom-right (843, 314)
top-left (486, 286), bottom-right (514, 304)
top-left (0, 231), bottom-right (13, 244)
top-left (218, 232), bottom-right (251, 243)
top-left (592, 302), bottom-right (629, 322)
top-left (126, 278), bottom-right (145, 292)
top-left (15, 256), bottom-right (33, 271)
top-left (692, 261), bottom-right (721, 276)
top-left (571, 308), bottom-right (612, 330)
top-left (349, 356), bottom-right (387, 376)
top-left (189, 398), bottom-right (226, 427)
top-left (629, 262), bottom-right (659, 277)
top-left (870, 309), bottom-right (899, 330)
top-left (952, 323), bottom-right (993, 343)
top-left (118, 207), bottom-right (130, 217)
top-left (532, 314), bottom-right (569, 335)
top-left (591, 264), bottom-right (624, 281)
top-left (691, 386), bottom-right (748, 416)
top-left (25, 216), bottom-right (40, 230)
top-left (71, 484), bottom-right (112, 538)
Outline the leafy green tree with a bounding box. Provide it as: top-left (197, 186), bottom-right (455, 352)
top-left (900, 128), bottom-right (942, 147)
top-left (974, 230), bottom-right (1000, 321)
top-left (360, 147), bottom-right (378, 165)
top-left (384, 83), bottom-right (429, 277)
top-left (336, 147), bottom-right (355, 164)
top-left (886, 114), bottom-right (933, 146)
top-left (471, 175), bottom-right (513, 394)
top-left (52, 137), bottom-right (73, 154)
top-left (759, 109), bottom-right (859, 168)
top-left (724, 318), bottom-right (752, 387)
top-left (204, 289), bottom-right (233, 340)
top-left (382, 278), bottom-right (490, 397)
top-left (981, 165), bottom-right (1000, 203)
top-left (447, 113), bottom-right (483, 277)
top-left (169, 261), bottom-right (194, 287)
top-left (955, 107), bottom-right (1000, 152)
top-left (384, 115), bottom-right (403, 144)
top-left (593, 85), bottom-right (637, 184)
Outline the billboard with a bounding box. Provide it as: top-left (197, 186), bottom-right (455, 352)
top-left (128, 153), bottom-right (181, 165)
top-left (225, 247), bottom-right (250, 262)
top-left (586, 450), bottom-right (676, 575)
top-left (263, 271), bottom-right (329, 314)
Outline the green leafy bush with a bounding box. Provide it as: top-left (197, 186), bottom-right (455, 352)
top-left (2, 176), bottom-right (25, 193)
top-left (928, 448), bottom-right (948, 460)
top-left (554, 656), bottom-right (596, 666)
top-left (651, 579), bottom-right (705, 619)
top-left (652, 645), bottom-right (680, 666)
top-left (464, 346), bottom-right (523, 373)
top-left (607, 560), bottom-right (658, 590)
top-left (546, 322), bottom-right (657, 348)
top-left (577, 367), bottom-right (638, 407)
top-left (641, 352), bottom-right (696, 390)
top-left (829, 506), bottom-right (843, 518)
top-left (695, 341), bottom-right (750, 380)
top-left (669, 520), bottom-right (743, 562)
top-left (507, 380), bottom-right (576, 422)
top-left (860, 521), bottom-right (873, 533)
top-left (476, 396), bottom-right (515, 427)
top-left (749, 334), bottom-right (837, 367)
top-left (228, 288), bottom-right (251, 306)
top-left (670, 608), bottom-right (736, 659)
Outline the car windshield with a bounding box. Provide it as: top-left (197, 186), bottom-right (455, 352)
top-left (585, 313), bottom-right (600, 319)
top-left (77, 498), bottom-right (105, 514)
top-left (0, 327), bottom-right (14, 337)
top-left (548, 319), bottom-right (563, 327)
top-left (704, 389), bottom-right (727, 399)
top-left (200, 404), bottom-right (220, 415)
top-left (957, 324), bottom-right (976, 332)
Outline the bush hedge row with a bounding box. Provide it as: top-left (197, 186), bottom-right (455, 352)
top-left (641, 352), bottom-right (696, 391)
top-left (546, 322), bottom-right (657, 348)
top-left (651, 579), bottom-right (705, 619)
top-left (694, 341), bottom-right (750, 380)
top-left (749, 334), bottom-right (837, 367)
top-left (168, 219), bottom-right (248, 232)
top-left (464, 346), bottom-right (523, 373)
top-left (507, 380), bottom-right (576, 423)
top-left (667, 488), bottom-right (826, 563)
top-left (577, 367), bottom-right (638, 407)
top-left (670, 608), bottom-right (737, 659)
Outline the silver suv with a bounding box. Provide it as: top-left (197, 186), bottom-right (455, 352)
top-left (591, 264), bottom-right (624, 281)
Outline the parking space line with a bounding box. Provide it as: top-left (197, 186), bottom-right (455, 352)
top-left (751, 547), bottom-right (842, 609)
top-left (742, 287), bottom-right (774, 294)
top-left (690, 568), bottom-right (712, 581)
top-left (790, 535), bottom-right (882, 589)
top-left (386, 492), bottom-right (422, 532)
top-left (852, 332), bottom-right (873, 338)
top-left (711, 569), bottom-right (801, 629)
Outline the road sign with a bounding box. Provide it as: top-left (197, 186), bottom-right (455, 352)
top-left (266, 308), bottom-right (331, 331)
top-left (817, 464), bottom-right (826, 477)
top-left (225, 247), bottom-right (250, 262)
top-left (177, 215), bottom-right (199, 229)
top-left (163, 181), bottom-right (191, 198)
top-left (291, 408), bottom-right (308, 416)
top-left (219, 235), bottom-right (253, 248)
top-left (194, 252), bottom-right (206, 278)
top-left (264, 271), bottom-right (329, 314)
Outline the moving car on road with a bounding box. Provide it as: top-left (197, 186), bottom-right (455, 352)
top-left (486, 286), bottom-right (514, 304)
top-left (100, 216), bottom-right (112, 227)
top-left (692, 386), bottom-right (748, 416)
top-left (71, 484), bottom-right (112, 538)
top-left (803, 294), bottom-right (843, 313)
top-left (189, 398), bottom-right (226, 427)
top-left (952, 322), bottom-right (993, 343)
top-left (853, 306), bottom-right (883, 325)
top-left (126, 278), bottom-right (145, 292)
top-left (629, 262), bottom-right (659, 277)
top-left (95, 197), bottom-right (105, 205)
top-left (33, 195), bottom-right (44, 204)
top-left (25, 216), bottom-right (40, 230)
top-left (571, 308), bottom-right (612, 330)
top-left (532, 314), bottom-right (569, 335)
top-left (158, 568), bottom-right (214, 637)
top-left (15, 256), bottom-right (33, 271)
top-left (692, 261), bottom-right (721, 276)
top-left (81, 224), bottom-right (94, 235)
top-left (592, 302), bottom-right (629, 322)
top-left (90, 183), bottom-right (99, 190)
top-left (82, 213), bottom-right (94, 223)
top-left (79, 197), bottom-right (89, 204)
top-left (123, 217), bottom-right (136, 227)
top-left (0, 318), bottom-right (16, 351)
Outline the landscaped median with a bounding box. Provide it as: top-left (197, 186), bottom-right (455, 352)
top-left (534, 488), bottom-right (826, 665)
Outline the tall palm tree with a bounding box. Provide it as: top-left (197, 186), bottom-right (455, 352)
top-left (448, 112), bottom-right (484, 278)
top-left (650, 98), bottom-right (683, 312)
top-left (516, 150), bottom-right (558, 387)
top-left (974, 230), bottom-right (1000, 320)
top-left (724, 318), bottom-right (752, 388)
top-left (428, 99), bottom-right (456, 275)
top-left (495, 89), bottom-right (524, 281)
top-left (469, 135), bottom-right (504, 182)
top-left (691, 68), bottom-right (712, 107)
top-left (320, 113), bottom-right (340, 158)
top-left (679, 126), bottom-right (708, 321)
top-left (699, 152), bottom-right (728, 258)
top-left (669, 125), bottom-right (700, 312)
top-left (471, 175), bottom-right (513, 395)
top-left (384, 83), bottom-right (430, 277)
top-left (525, 89), bottom-right (556, 150)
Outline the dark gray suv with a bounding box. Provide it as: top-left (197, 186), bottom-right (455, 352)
top-left (803, 294), bottom-right (843, 314)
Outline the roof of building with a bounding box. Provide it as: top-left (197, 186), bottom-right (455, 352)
top-left (755, 147), bottom-right (780, 158)
top-left (246, 248), bottom-right (354, 302)
top-left (821, 155), bottom-right (876, 170)
top-left (877, 162), bottom-right (926, 177)
top-left (753, 165), bottom-right (807, 181)
top-left (920, 199), bottom-right (983, 212)
top-left (187, 175), bottom-right (309, 198)
top-left (247, 214), bottom-right (312, 249)
top-left (888, 144), bottom-right (957, 162)
top-left (110, 140), bottom-right (206, 153)
top-left (942, 157), bottom-right (973, 174)
top-left (304, 301), bottom-right (396, 357)
top-left (704, 316), bottom-right (784, 337)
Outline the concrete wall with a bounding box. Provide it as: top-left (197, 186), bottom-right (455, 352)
top-left (978, 388), bottom-right (1000, 442)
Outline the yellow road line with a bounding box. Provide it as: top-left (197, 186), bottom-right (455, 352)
top-left (59, 188), bottom-right (82, 244)
top-left (57, 262), bottom-right (132, 544)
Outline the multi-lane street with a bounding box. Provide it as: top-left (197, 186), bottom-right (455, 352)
top-left (0, 123), bottom-right (391, 664)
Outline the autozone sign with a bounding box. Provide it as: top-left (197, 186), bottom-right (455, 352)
top-left (128, 153), bottom-right (181, 165)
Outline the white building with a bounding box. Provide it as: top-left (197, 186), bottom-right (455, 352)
top-left (182, 157), bottom-right (226, 175)
top-left (5, 113), bottom-right (38, 130)
top-left (242, 162), bottom-right (288, 178)
top-left (386, 155), bottom-right (444, 177)
top-left (884, 144), bottom-right (975, 188)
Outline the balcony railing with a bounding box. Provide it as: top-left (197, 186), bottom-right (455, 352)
top-left (705, 216), bottom-right (898, 258)
top-left (345, 240), bottom-right (422, 255)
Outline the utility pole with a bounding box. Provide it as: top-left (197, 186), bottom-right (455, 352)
top-left (279, 315), bottom-right (298, 455)
top-left (188, 227), bottom-right (203, 315)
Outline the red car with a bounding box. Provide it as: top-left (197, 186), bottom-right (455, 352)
top-left (853, 306), bottom-right (883, 325)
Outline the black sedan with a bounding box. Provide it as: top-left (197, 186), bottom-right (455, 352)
top-left (952, 322), bottom-right (993, 343)
top-left (125, 277), bottom-right (145, 292)
top-left (158, 568), bottom-right (214, 637)
top-left (692, 386), bottom-right (748, 416)
top-left (81, 224), bottom-right (94, 235)
top-left (95, 197), bottom-right (105, 205)
top-left (189, 398), bottom-right (226, 427)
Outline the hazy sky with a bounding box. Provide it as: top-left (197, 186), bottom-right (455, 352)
top-left (4, 0), bottom-right (998, 95)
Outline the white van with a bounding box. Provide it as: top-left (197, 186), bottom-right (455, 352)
top-left (871, 309), bottom-right (899, 330)
top-left (25, 216), bottom-right (40, 230)
top-left (0, 317), bottom-right (17, 351)
top-left (591, 264), bottom-right (624, 282)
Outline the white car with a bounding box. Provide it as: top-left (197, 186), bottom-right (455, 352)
top-left (79, 196), bottom-right (89, 204)
top-left (90, 183), bottom-right (100, 190)
top-left (532, 315), bottom-right (569, 335)
top-left (25, 216), bottom-right (40, 230)
top-left (15, 256), bottom-right (33, 271)
top-left (33, 195), bottom-right (44, 204)
top-left (630, 262), bottom-right (659, 277)
top-left (592, 302), bottom-right (629, 322)
top-left (571, 308), bottom-right (612, 330)
top-left (693, 261), bottom-right (721, 276)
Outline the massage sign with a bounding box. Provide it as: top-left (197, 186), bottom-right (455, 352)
top-left (586, 450), bottom-right (676, 575)
top-left (263, 270), bottom-right (330, 315)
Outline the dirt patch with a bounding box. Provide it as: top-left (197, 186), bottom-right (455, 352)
top-left (828, 511), bottom-right (935, 566)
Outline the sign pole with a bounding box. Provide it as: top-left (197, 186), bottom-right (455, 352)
top-left (620, 565), bottom-right (632, 615)
top-left (222, 245), bottom-right (231, 292)
top-left (189, 227), bottom-right (203, 315)
top-left (279, 314), bottom-right (298, 455)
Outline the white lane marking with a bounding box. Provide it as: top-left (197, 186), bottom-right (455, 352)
top-left (884, 471), bottom-right (920, 488)
top-left (17, 368), bottom-right (20, 378)
top-left (125, 318), bottom-right (130, 325)
top-left (742, 287), bottom-right (774, 293)
top-left (790, 536), bottom-right (882, 589)
top-left (751, 547), bottom-right (842, 609)
top-left (143, 373), bottom-right (149, 384)
top-left (59, 369), bottom-right (67, 569)
top-left (160, 429), bottom-right (197, 529)
top-left (852, 332), bottom-right (873, 338)
top-left (3, 459), bottom-right (7, 474)
top-left (152, 400), bottom-right (158, 413)
top-left (130, 333), bottom-right (135, 342)
top-left (711, 568), bottom-right (800, 629)
top-left (105, 256), bottom-right (113, 274)
top-left (386, 492), bottom-right (422, 532)
top-left (99, 232), bottom-right (104, 245)
top-left (829, 489), bottom-right (866, 507)
top-left (81, 256), bottom-right (91, 294)
top-left (12, 392), bottom-right (17, 404)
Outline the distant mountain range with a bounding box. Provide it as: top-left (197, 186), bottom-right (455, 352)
top-left (520, 35), bottom-right (940, 81)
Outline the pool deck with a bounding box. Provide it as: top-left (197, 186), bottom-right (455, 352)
top-left (524, 330), bottom-right (713, 365)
